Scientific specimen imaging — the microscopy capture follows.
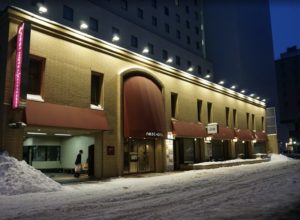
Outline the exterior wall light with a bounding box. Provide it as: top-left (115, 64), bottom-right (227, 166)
top-left (187, 67), bottom-right (194, 72)
top-left (252, 139), bottom-right (257, 143)
top-left (230, 85), bottom-right (236, 89)
top-left (166, 57), bottom-right (173, 63)
top-left (142, 47), bottom-right (149, 54)
top-left (256, 96), bottom-right (260, 100)
top-left (80, 22), bottom-right (88, 30)
top-left (112, 34), bottom-right (120, 42)
top-left (240, 89), bottom-right (245, 93)
top-left (262, 99), bottom-right (266, 102)
top-left (38, 6), bottom-right (48, 14)
top-left (219, 80), bottom-right (225, 85)
top-left (233, 138), bottom-right (238, 142)
top-left (204, 74), bottom-right (210, 79)
top-left (250, 93), bottom-right (255, 97)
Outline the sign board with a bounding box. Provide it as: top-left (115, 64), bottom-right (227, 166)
top-left (145, 131), bottom-right (164, 138)
top-left (12, 22), bottom-right (31, 109)
top-left (207, 123), bottom-right (219, 134)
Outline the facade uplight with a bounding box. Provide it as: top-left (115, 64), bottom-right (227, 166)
top-left (219, 80), bottom-right (225, 85)
top-left (80, 22), bottom-right (88, 30)
top-left (38, 6), bottom-right (48, 14)
top-left (112, 34), bottom-right (120, 42)
top-left (256, 96), bottom-right (260, 100)
top-left (142, 47), bottom-right (149, 54)
top-left (166, 57), bottom-right (173, 63)
top-left (204, 74), bottom-right (211, 79)
top-left (262, 99), bottom-right (266, 102)
top-left (240, 89), bottom-right (245, 93)
top-left (250, 93), bottom-right (255, 97)
top-left (187, 67), bottom-right (194, 72)
top-left (230, 85), bottom-right (236, 89)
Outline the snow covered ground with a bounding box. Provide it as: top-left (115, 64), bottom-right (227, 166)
top-left (1, 154), bottom-right (300, 220)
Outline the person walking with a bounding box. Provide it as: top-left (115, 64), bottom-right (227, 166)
top-left (74, 150), bottom-right (83, 177)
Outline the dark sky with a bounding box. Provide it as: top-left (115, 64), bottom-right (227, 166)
top-left (270, 0), bottom-right (300, 59)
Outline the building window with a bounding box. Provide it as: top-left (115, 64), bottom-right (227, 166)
top-left (195, 27), bottom-right (200, 35)
top-left (176, 14), bottom-right (180, 23)
top-left (171, 93), bottom-right (178, 118)
top-left (176, 30), bottom-right (181, 39)
top-left (187, 60), bottom-right (192, 68)
top-left (165, 23), bottom-right (170, 33)
top-left (197, 99), bottom-right (202, 122)
top-left (233, 109), bottom-right (237, 128)
top-left (197, 65), bottom-right (202, 75)
top-left (152, 16), bottom-right (157, 26)
top-left (194, 0), bottom-right (198, 5)
top-left (91, 71), bottom-right (104, 107)
top-left (225, 107), bottom-right (230, 127)
top-left (195, 11), bottom-right (199, 20)
top-left (148, 43), bottom-right (154, 55)
top-left (121, 0), bottom-right (128, 10)
top-left (112, 27), bottom-right (119, 35)
top-left (152, 0), bottom-right (157, 8)
top-left (164, 6), bottom-right (169, 16)
top-left (261, 117), bottom-right (265, 130)
top-left (186, 36), bottom-right (191, 44)
top-left (251, 114), bottom-right (255, 130)
top-left (162, 49), bottom-right (168, 61)
top-left (131, 35), bottom-right (138, 48)
top-left (28, 55), bottom-right (45, 95)
top-left (207, 102), bottom-right (213, 123)
top-left (186, 20), bottom-right (190, 29)
top-left (32, 146), bottom-right (60, 161)
top-left (89, 17), bottom-right (98, 32)
top-left (175, 0), bottom-right (180, 7)
top-left (31, 0), bottom-right (44, 6)
top-left (185, 5), bottom-right (189, 14)
top-left (176, 56), bottom-right (181, 66)
top-left (63, 5), bottom-right (73, 21)
top-left (246, 112), bottom-right (250, 129)
top-left (196, 41), bottom-right (200, 50)
top-left (137, 8), bottom-right (143, 19)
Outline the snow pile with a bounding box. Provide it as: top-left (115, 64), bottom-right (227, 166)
top-left (0, 153), bottom-right (61, 195)
top-left (270, 153), bottom-right (294, 161)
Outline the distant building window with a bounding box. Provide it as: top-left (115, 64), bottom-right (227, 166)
top-left (226, 107), bottom-right (230, 127)
top-left (196, 41), bottom-right (200, 50)
top-left (162, 49), bottom-right (168, 60)
top-left (197, 99), bottom-right (202, 122)
top-left (171, 93), bottom-right (178, 118)
top-left (246, 113), bottom-right (250, 129)
top-left (112, 27), bottom-right (119, 35)
top-left (152, 0), bottom-right (157, 8)
top-left (207, 102), bottom-right (213, 123)
top-left (186, 36), bottom-right (191, 44)
top-left (63, 5), bottom-right (73, 21)
top-left (186, 20), bottom-right (190, 29)
top-left (121, 0), bottom-right (128, 10)
top-left (165, 23), bottom-right (170, 33)
top-left (137, 8), bottom-right (143, 19)
top-left (176, 14), bottom-right (180, 23)
top-left (131, 35), bottom-right (138, 48)
top-left (185, 5), bottom-right (189, 14)
top-left (164, 6), bottom-right (169, 16)
top-left (251, 114), bottom-right (255, 130)
top-left (176, 56), bottom-right (181, 66)
top-left (233, 109), bottom-right (237, 128)
top-left (89, 17), bottom-right (98, 32)
top-left (91, 71), bottom-right (104, 106)
top-left (176, 30), bottom-right (181, 39)
top-left (195, 27), bottom-right (200, 35)
top-left (152, 16), bottom-right (157, 26)
top-left (28, 55), bottom-right (45, 95)
top-left (148, 43), bottom-right (154, 55)
top-left (197, 65), bottom-right (202, 75)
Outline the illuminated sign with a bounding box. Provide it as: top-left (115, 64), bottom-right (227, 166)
top-left (12, 23), bottom-right (25, 109)
top-left (207, 123), bottom-right (219, 134)
top-left (145, 132), bottom-right (164, 137)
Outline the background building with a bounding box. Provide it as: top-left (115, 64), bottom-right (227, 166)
top-left (275, 46), bottom-right (300, 152)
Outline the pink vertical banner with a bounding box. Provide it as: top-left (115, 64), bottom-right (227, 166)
top-left (12, 23), bottom-right (25, 109)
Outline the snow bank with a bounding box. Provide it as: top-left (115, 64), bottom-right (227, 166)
top-left (0, 153), bottom-right (61, 195)
top-left (270, 153), bottom-right (294, 161)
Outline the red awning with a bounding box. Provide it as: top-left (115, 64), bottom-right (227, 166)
top-left (123, 76), bottom-right (166, 138)
top-left (235, 129), bottom-right (254, 141)
top-left (25, 100), bottom-right (108, 130)
top-left (171, 120), bottom-right (207, 138)
top-left (255, 131), bottom-right (267, 142)
top-left (212, 126), bottom-right (235, 140)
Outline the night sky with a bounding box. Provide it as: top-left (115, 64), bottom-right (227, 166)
top-left (270, 0), bottom-right (300, 59)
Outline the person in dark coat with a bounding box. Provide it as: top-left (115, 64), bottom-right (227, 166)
top-left (74, 150), bottom-right (83, 177)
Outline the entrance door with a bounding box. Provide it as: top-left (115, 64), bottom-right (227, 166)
top-left (88, 145), bottom-right (95, 176)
